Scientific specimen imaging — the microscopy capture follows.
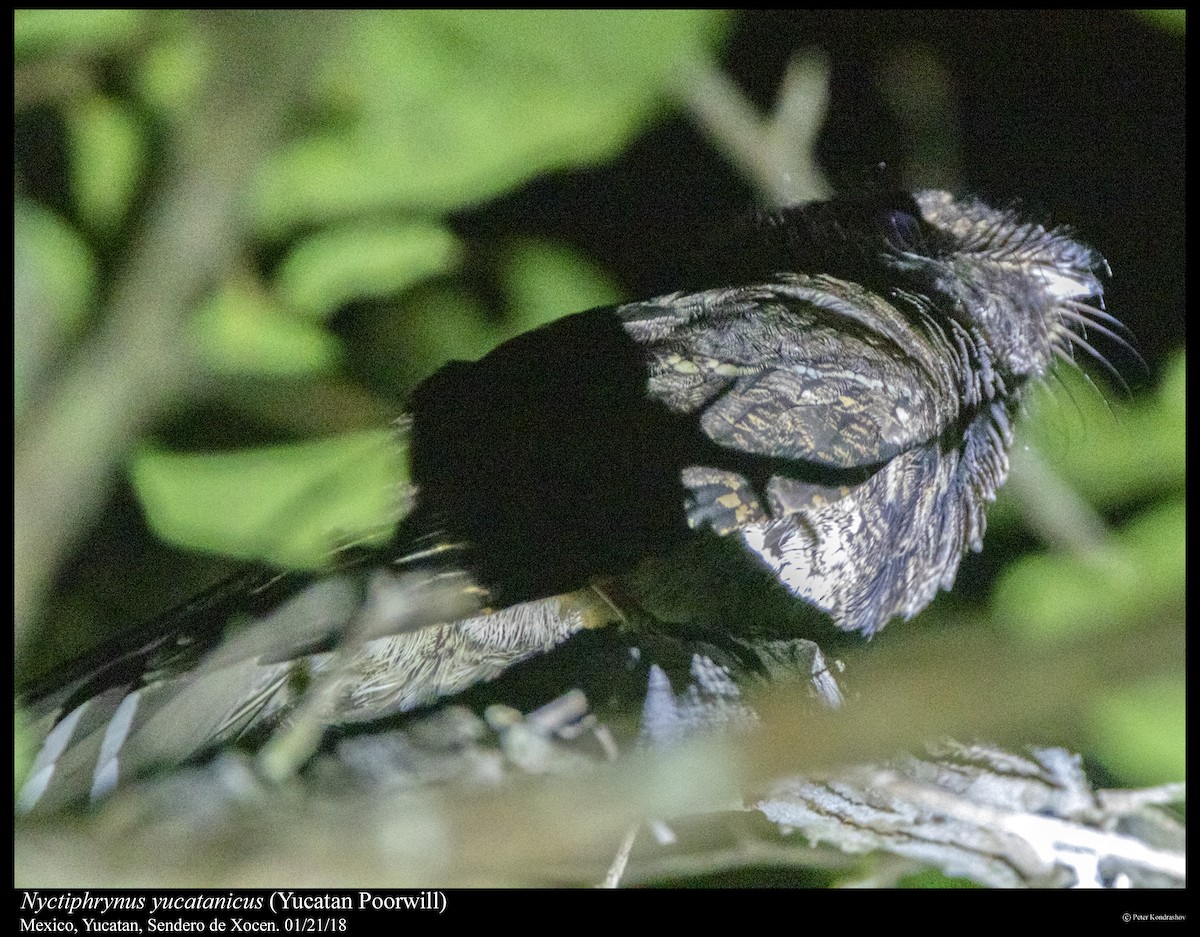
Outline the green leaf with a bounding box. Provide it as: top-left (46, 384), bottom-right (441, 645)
top-left (1091, 679), bottom-right (1185, 785)
top-left (895, 868), bottom-right (980, 889)
top-left (275, 222), bottom-right (461, 321)
top-left (400, 286), bottom-right (505, 376)
top-left (14, 9), bottom-right (146, 61)
top-left (386, 239), bottom-right (620, 386)
top-left (499, 238), bottom-right (622, 338)
top-left (1131, 10), bottom-right (1186, 35)
top-left (14, 708), bottom-right (36, 799)
top-left (13, 202), bottom-right (95, 332)
top-left (988, 352), bottom-right (1186, 534)
top-left (129, 430), bottom-right (408, 568)
top-left (255, 10), bottom-right (731, 232)
top-left (134, 23), bottom-right (210, 118)
top-left (191, 279), bottom-right (341, 378)
top-left (14, 202), bottom-right (96, 415)
top-left (994, 497), bottom-right (1184, 643)
top-left (1018, 354), bottom-right (1186, 508)
top-left (67, 95), bottom-right (146, 234)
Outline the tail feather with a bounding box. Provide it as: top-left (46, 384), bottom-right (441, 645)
top-left (17, 554), bottom-right (590, 812)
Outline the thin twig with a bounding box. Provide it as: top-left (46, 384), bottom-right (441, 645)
top-left (14, 12), bottom-right (340, 652)
top-left (671, 55), bottom-right (830, 207)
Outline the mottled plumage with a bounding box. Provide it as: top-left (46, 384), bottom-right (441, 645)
top-left (19, 189), bottom-right (1111, 811)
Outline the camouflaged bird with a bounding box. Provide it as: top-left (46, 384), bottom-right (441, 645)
top-left (18, 189), bottom-right (1113, 812)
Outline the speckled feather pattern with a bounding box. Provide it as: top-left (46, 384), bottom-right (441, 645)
top-left (19, 190), bottom-right (1110, 810)
top-left (619, 190), bottom-right (1105, 634)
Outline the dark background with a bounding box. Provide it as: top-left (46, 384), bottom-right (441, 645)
top-left (466, 10), bottom-right (1181, 380)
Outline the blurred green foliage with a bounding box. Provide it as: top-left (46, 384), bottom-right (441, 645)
top-left (14, 9), bottom-right (146, 60)
top-left (190, 279), bottom-right (341, 379)
top-left (254, 10), bottom-right (732, 231)
top-left (129, 431), bottom-right (405, 568)
top-left (13, 203), bottom-right (95, 416)
top-left (1132, 9), bottom-right (1186, 35)
top-left (1092, 678), bottom-right (1186, 785)
top-left (13, 9), bottom-right (1184, 865)
top-left (15, 10), bottom-right (730, 571)
top-left (988, 355), bottom-right (1185, 784)
top-left (995, 354), bottom-right (1185, 640)
top-left (1016, 354), bottom-right (1186, 510)
top-left (67, 94), bottom-right (145, 236)
top-left (896, 868), bottom-right (980, 889)
top-left (996, 496), bottom-right (1183, 642)
top-left (275, 222), bottom-right (462, 322)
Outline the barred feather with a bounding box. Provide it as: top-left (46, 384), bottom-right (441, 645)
top-left (19, 189), bottom-right (1110, 811)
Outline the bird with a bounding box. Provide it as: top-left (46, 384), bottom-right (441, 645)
top-left (17, 188), bottom-right (1114, 813)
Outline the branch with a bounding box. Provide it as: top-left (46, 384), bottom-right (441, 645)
top-left (14, 12), bottom-right (341, 650)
